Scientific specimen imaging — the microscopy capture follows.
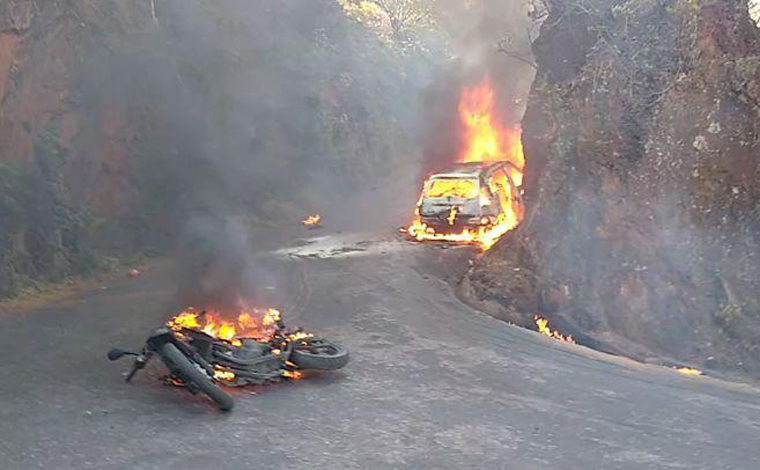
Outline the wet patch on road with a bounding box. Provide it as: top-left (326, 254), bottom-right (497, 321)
top-left (274, 233), bottom-right (414, 260)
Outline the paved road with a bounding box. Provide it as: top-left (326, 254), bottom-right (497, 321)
top-left (1, 231), bottom-right (760, 469)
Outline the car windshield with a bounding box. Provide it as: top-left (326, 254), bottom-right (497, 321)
top-left (426, 177), bottom-right (479, 199)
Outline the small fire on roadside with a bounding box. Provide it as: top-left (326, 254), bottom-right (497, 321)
top-left (302, 214), bottom-right (322, 227)
top-left (534, 316), bottom-right (575, 344)
top-left (676, 367), bottom-right (703, 376)
top-left (407, 77), bottom-right (525, 251)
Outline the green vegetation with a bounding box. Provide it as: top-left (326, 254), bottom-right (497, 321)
top-left (0, 127), bottom-right (104, 298)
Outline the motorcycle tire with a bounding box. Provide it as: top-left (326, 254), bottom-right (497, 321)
top-left (290, 339), bottom-right (349, 371)
top-left (158, 342), bottom-right (234, 411)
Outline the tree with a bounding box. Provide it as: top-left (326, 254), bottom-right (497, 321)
top-left (496, 0), bottom-right (548, 69)
top-left (337, 0), bottom-right (434, 45)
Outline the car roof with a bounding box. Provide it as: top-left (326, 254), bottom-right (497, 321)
top-left (429, 161), bottom-right (509, 178)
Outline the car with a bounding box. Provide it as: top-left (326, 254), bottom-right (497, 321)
top-left (415, 161), bottom-right (523, 233)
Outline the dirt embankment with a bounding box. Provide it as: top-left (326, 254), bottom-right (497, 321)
top-left (466, 0), bottom-right (760, 379)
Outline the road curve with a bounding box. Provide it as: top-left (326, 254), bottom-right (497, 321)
top-left (1, 231), bottom-right (759, 470)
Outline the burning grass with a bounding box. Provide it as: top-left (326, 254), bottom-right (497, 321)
top-left (534, 315), bottom-right (575, 344)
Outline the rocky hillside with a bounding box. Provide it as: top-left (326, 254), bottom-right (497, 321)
top-left (0, 1), bottom-right (151, 296)
top-left (0, 0), bottom-right (431, 298)
top-left (467, 0), bottom-right (760, 378)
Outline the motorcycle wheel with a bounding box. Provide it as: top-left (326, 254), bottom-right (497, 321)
top-left (290, 338), bottom-right (349, 371)
top-left (158, 342), bottom-right (234, 411)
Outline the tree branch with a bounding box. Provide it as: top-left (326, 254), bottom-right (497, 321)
top-left (497, 39), bottom-right (538, 70)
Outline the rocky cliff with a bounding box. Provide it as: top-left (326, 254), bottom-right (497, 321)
top-left (468, 0), bottom-right (760, 378)
top-left (0, 1), bottom-right (154, 296)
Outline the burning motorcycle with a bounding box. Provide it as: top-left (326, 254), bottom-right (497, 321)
top-left (108, 309), bottom-right (349, 411)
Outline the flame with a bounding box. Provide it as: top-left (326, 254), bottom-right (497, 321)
top-left (676, 367), bottom-right (703, 376)
top-left (302, 214), bottom-right (322, 226)
top-left (447, 207), bottom-right (458, 225)
top-left (406, 77), bottom-right (525, 251)
top-left (289, 331), bottom-right (315, 341)
top-left (166, 307), bottom-right (318, 385)
top-left (262, 307), bottom-right (281, 326)
top-left (407, 213), bottom-right (517, 251)
top-left (534, 316), bottom-right (575, 344)
top-left (167, 307), bottom-right (283, 345)
top-left (213, 368), bottom-right (236, 381)
top-left (459, 78), bottom-right (524, 174)
top-left (428, 179), bottom-right (479, 199)
top-left (282, 370), bottom-right (303, 380)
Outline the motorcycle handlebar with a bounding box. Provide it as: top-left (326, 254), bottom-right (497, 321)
top-left (125, 354), bottom-right (149, 382)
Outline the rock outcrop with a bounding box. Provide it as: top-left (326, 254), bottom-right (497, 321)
top-left (468, 0), bottom-right (760, 378)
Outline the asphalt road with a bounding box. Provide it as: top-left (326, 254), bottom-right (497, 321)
top-left (1, 231), bottom-right (760, 470)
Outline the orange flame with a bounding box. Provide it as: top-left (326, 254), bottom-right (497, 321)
top-left (534, 316), bottom-right (575, 344)
top-left (166, 307), bottom-right (314, 384)
top-left (167, 307), bottom-right (283, 346)
top-left (459, 78), bottom-right (524, 175)
top-left (282, 370), bottom-right (303, 380)
top-left (676, 367), bottom-right (703, 376)
top-left (406, 77), bottom-right (525, 251)
top-left (302, 214), bottom-right (322, 227)
top-left (213, 368), bottom-right (236, 381)
top-left (447, 207), bottom-right (458, 225)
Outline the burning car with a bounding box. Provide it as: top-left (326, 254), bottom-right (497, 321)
top-left (407, 161), bottom-right (524, 250)
top-left (405, 78), bottom-right (527, 251)
top-left (417, 161), bottom-right (522, 232)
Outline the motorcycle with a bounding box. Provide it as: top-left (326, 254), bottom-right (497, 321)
top-left (108, 315), bottom-right (349, 411)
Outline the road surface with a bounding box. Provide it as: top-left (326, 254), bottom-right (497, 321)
top-left (1, 231), bottom-right (760, 469)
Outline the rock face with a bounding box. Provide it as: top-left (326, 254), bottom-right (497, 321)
top-left (0, 0), bottom-right (36, 34)
top-left (0, 1), bottom-right (154, 295)
top-left (468, 0), bottom-right (760, 377)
